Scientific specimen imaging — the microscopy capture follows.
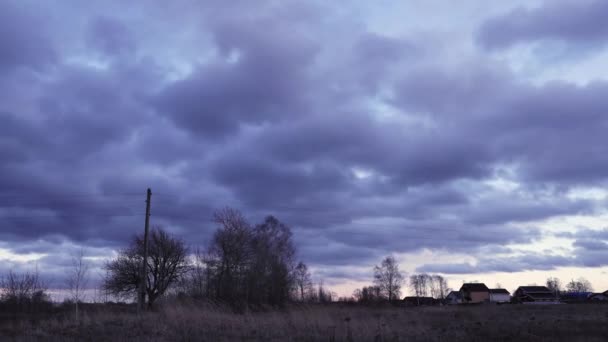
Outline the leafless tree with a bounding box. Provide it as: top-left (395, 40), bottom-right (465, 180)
top-left (566, 277), bottom-right (593, 293)
top-left (179, 248), bottom-right (216, 299)
top-left (293, 261), bottom-right (313, 301)
top-left (0, 268), bottom-right (50, 312)
top-left (374, 256), bottom-right (404, 301)
top-left (247, 215), bottom-right (296, 305)
top-left (353, 285), bottom-right (384, 303)
top-left (66, 249), bottom-right (90, 317)
top-left (208, 207), bottom-right (253, 302)
top-left (409, 273), bottom-right (430, 305)
top-left (316, 281), bottom-right (334, 303)
top-left (546, 277), bottom-right (562, 297)
top-left (431, 274), bottom-right (449, 299)
top-left (206, 208), bottom-right (298, 307)
top-left (103, 228), bottom-right (189, 308)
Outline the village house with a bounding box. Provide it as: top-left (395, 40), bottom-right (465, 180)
top-left (514, 286), bottom-right (560, 304)
top-left (459, 283), bottom-right (489, 303)
top-left (588, 290), bottom-right (608, 302)
top-left (403, 296), bottom-right (438, 306)
top-left (445, 291), bottom-right (463, 305)
top-left (488, 288), bottom-right (510, 303)
top-left (560, 291), bottom-right (593, 303)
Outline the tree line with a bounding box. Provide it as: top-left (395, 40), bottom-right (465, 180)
top-left (102, 207), bottom-right (321, 308)
top-left (350, 256), bottom-right (449, 303)
top-left (0, 207), bottom-right (600, 312)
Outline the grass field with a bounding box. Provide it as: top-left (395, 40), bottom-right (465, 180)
top-left (1, 302), bottom-right (607, 341)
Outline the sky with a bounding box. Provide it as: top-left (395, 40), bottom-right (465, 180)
top-left (1, 0), bottom-right (608, 298)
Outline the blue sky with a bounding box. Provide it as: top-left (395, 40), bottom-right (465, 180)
top-left (1, 0), bottom-right (608, 296)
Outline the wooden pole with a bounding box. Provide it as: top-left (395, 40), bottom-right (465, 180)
top-left (138, 188), bottom-right (151, 313)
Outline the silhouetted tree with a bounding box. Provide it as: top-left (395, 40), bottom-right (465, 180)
top-left (207, 207), bottom-right (253, 303)
top-left (247, 216), bottom-right (295, 306)
top-left (316, 282), bottom-right (334, 303)
top-left (66, 249), bottom-right (89, 317)
top-left (409, 274), bottom-right (430, 304)
top-left (103, 228), bottom-right (189, 308)
top-left (178, 248), bottom-right (215, 299)
top-left (353, 285), bottom-right (384, 303)
top-left (431, 274), bottom-right (449, 299)
top-left (373, 256), bottom-right (403, 301)
top-left (206, 208), bottom-right (297, 307)
top-left (546, 277), bottom-right (562, 297)
top-left (566, 277), bottom-right (593, 293)
top-left (0, 269), bottom-right (51, 313)
top-left (293, 261), bottom-right (313, 301)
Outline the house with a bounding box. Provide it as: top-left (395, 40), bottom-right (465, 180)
top-left (588, 292), bottom-right (608, 302)
top-left (488, 288), bottom-right (510, 303)
top-left (445, 291), bottom-right (463, 305)
top-left (561, 292), bottom-right (593, 303)
top-left (403, 296), bottom-right (438, 306)
top-left (459, 283), bottom-right (489, 303)
top-left (514, 286), bottom-right (559, 304)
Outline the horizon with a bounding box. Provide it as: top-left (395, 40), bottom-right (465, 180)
top-left (2, 0), bottom-right (608, 300)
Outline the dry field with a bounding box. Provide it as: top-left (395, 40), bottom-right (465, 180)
top-left (1, 302), bottom-right (607, 341)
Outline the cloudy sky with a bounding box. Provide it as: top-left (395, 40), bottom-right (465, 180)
top-left (2, 0), bottom-right (608, 297)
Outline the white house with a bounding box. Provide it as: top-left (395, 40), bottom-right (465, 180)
top-left (488, 288), bottom-right (510, 303)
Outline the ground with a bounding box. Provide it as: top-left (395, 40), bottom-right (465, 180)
top-left (1, 302), bottom-right (607, 341)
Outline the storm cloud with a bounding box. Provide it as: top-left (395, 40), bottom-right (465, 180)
top-left (477, 0), bottom-right (608, 50)
top-left (1, 0), bottom-right (608, 289)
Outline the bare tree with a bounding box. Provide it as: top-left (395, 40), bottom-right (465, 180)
top-left (316, 281), bottom-right (334, 303)
top-left (566, 277), bottom-right (593, 293)
top-left (409, 273), bottom-right (431, 305)
top-left (103, 228), bottom-right (189, 308)
top-left (179, 248), bottom-right (215, 299)
top-left (428, 275), bottom-right (438, 299)
top-left (247, 216), bottom-right (296, 306)
top-left (432, 275), bottom-right (449, 299)
top-left (206, 209), bottom-right (298, 307)
top-left (0, 268), bottom-right (50, 312)
top-left (66, 249), bottom-right (90, 317)
top-left (374, 256), bottom-right (404, 301)
top-left (293, 261), bottom-right (312, 301)
top-left (208, 207), bottom-right (253, 302)
top-left (353, 285), bottom-right (384, 303)
top-left (546, 277), bottom-right (562, 298)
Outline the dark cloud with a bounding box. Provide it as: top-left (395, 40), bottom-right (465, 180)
top-left (572, 238), bottom-right (608, 251)
top-left (87, 16), bottom-right (136, 58)
top-left (394, 63), bottom-right (608, 187)
top-left (477, 0), bottom-right (608, 50)
top-left (418, 254), bottom-right (575, 274)
top-left (2, 0), bottom-right (608, 288)
top-left (0, 1), bottom-right (56, 71)
top-left (154, 6), bottom-right (319, 140)
top-left (418, 230), bottom-right (608, 274)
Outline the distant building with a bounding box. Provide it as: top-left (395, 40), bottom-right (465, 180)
top-left (514, 286), bottom-right (559, 304)
top-left (587, 291), bottom-right (608, 302)
top-left (460, 283), bottom-right (489, 303)
top-left (488, 288), bottom-right (510, 303)
top-left (561, 292), bottom-right (593, 303)
top-left (445, 291), bottom-right (463, 305)
top-left (403, 296), bottom-right (438, 306)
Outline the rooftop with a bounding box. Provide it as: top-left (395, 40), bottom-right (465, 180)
top-left (460, 283), bottom-right (489, 292)
top-left (489, 288), bottom-right (510, 294)
top-left (517, 286), bottom-right (552, 293)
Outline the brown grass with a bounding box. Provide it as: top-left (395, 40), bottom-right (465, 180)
top-left (1, 302), bottom-right (607, 341)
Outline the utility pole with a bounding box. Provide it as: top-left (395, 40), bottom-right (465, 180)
top-left (138, 188), bottom-right (151, 314)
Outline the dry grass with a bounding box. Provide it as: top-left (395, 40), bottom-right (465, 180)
top-left (1, 302), bottom-right (608, 341)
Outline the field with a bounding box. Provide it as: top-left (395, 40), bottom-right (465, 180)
top-left (1, 302), bottom-right (607, 341)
